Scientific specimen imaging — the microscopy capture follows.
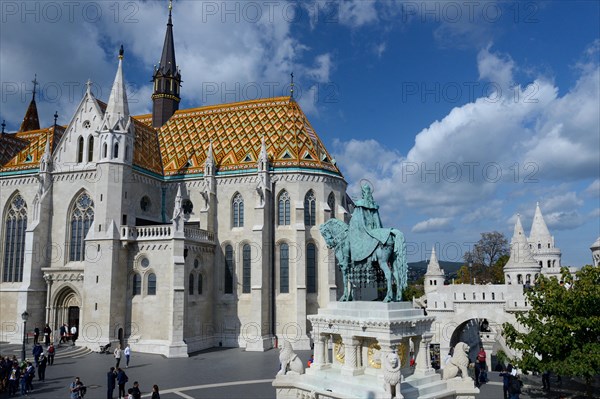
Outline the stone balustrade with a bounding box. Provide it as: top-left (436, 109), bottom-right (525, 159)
top-left (120, 224), bottom-right (214, 244)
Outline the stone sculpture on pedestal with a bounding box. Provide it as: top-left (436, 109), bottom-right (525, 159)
top-left (442, 342), bottom-right (472, 380)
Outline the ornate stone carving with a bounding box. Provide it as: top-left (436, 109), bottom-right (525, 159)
top-left (383, 351), bottom-right (402, 399)
top-left (442, 342), bottom-right (472, 380)
top-left (277, 340), bottom-right (305, 376)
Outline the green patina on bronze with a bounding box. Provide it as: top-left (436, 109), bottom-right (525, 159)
top-left (320, 184), bottom-right (408, 302)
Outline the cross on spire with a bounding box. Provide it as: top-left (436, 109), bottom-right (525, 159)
top-left (32, 74), bottom-right (39, 100)
top-left (1, 120), bottom-right (5, 134)
top-left (290, 72), bottom-right (294, 99)
top-left (53, 111), bottom-right (58, 126)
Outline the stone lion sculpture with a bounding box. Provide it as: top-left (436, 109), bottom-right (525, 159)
top-left (277, 340), bottom-right (305, 376)
top-left (442, 342), bottom-right (471, 380)
top-left (383, 352), bottom-right (402, 398)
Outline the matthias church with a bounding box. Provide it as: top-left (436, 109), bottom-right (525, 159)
top-left (0, 5), bottom-right (347, 356)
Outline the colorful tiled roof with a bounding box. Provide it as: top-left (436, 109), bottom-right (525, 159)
top-left (132, 118), bottom-right (163, 175)
top-left (136, 97), bottom-right (341, 177)
top-left (0, 126), bottom-right (64, 172)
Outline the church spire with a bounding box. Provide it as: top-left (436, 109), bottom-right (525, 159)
top-left (103, 45), bottom-right (130, 131)
top-left (529, 202), bottom-right (553, 247)
top-left (152, 0), bottom-right (181, 128)
top-left (19, 75), bottom-right (41, 132)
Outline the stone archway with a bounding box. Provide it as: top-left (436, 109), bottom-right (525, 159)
top-left (51, 285), bottom-right (81, 342)
top-left (448, 318), bottom-right (504, 371)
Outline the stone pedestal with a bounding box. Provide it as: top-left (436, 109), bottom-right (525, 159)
top-left (274, 302), bottom-right (476, 399)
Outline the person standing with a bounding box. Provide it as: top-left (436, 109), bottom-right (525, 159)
top-left (47, 343), bottom-right (55, 365)
top-left (25, 362), bottom-right (35, 393)
top-left (151, 385), bottom-right (160, 399)
top-left (107, 367), bottom-right (117, 399)
top-left (59, 324), bottom-right (67, 344)
top-left (37, 354), bottom-right (47, 381)
top-left (8, 363), bottom-right (20, 396)
top-left (116, 368), bottom-right (128, 399)
top-left (114, 345), bottom-right (122, 369)
top-left (33, 327), bottom-right (40, 345)
top-left (43, 324), bottom-right (52, 346)
top-left (508, 372), bottom-right (523, 399)
top-left (500, 364), bottom-right (514, 399)
top-left (124, 345), bottom-right (131, 368)
top-left (476, 346), bottom-right (487, 384)
top-left (71, 325), bottom-right (78, 346)
top-left (32, 343), bottom-right (43, 367)
top-left (130, 381), bottom-right (141, 399)
top-left (542, 370), bottom-right (551, 390)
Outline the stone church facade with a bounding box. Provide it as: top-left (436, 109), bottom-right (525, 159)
top-left (0, 8), bottom-right (347, 357)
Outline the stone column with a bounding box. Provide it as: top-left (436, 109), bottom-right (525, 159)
top-left (311, 333), bottom-right (330, 370)
top-left (44, 276), bottom-right (52, 323)
top-left (341, 335), bottom-right (361, 376)
top-left (415, 332), bottom-right (434, 375)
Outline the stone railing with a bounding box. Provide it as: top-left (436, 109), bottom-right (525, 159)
top-left (120, 224), bottom-right (214, 244)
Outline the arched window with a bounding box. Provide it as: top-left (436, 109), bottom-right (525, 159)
top-left (547, 260), bottom-right (551, 268)
top-left (278, 190), bottom-right (291, 225)
top-left (132, 274), bottom-right (141, 296)
top-left (103, 143), bottom-right (107, 158)
top-left (327, 192), bottom-right (336, 220)
top-left (242, 244), bottom-right (251, 293)
top-left (198, 274), bottom-right (203, 295)
top-left (189, 273), bottom-right (194, 295)
top-left (280, 243), bottom-right (289, 293)
top-left (304, 190), bottom-right (316, 226)
top-left (538, 243), bottom-right (541, 249)
top-left (2, 194), bottom-right (27, 282)
top-left (69, 192), bottom-right (94, 262)
top-left (147, 273), bottom-right (156, 295)
top-left (77, 136), bottom-right (84, 163)
top-left (114, 143), bottom-right (119, 159)
top-left (306, 243), bottom-right (317, 293)
top-left (87, 136), bottom-right (94, 162)
top-left (232, 193), bottom-right (244, 227)
top-left (224, 245), bottom-right (234, 294)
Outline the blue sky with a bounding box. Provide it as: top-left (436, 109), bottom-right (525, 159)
top-left (1, 1), bottom-right (599, 266)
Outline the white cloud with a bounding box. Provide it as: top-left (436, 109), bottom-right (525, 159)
top-left (412, 217), bottom-right (454, 233)
top-left (589, 208), bottom-right (600, 218)
top-left (374, 42), bottom-right (386, 58)
top-left (541, 192), bottom-right (583, 213)
top-left (477, 45), bottom-right (515, 89)
top-left (337, 0), bottom-right (378, 28)
top-left (544, 211), bottom-right (584, 231)
top-left (584, 179), bottom-right (600, 197)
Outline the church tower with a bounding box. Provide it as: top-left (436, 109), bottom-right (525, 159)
top-left (504, 214), bottom-right (541, 285)
top-left (528, 202), bottom-right (561, 276)
top-left (19, 76), bottom-right (41, 132)
top-left (424, 247), bottom-right (445, 295)
top-left (152, 0), bottom-right (181, 128)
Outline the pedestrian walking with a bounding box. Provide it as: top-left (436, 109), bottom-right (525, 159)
top-left (25, 362), bottom-right (35, 393)
top-left (107, 367), bottom-right (117, 399)
top-left (151, 385), bottom-right (160, 399)
top-left (69, 376), bottom-right (86, 399)
top-left (71, 325), bottom-right (78, 346)
top-left (116, 368), bottom-right (128, 399)
top-left (124, 345), bottom-right (131, 368)
top-left (114, 345), bottom-right (122, 369)
top-left (32, 343), bottom-right (43, 367)
top-left (60, 324), bottom-right (67, 344)
top-left (47, 343), bottom-right (55, 365)
top-left (8, 363), bottom-right (19, 396)
top-left (38, 354), bottom-right (47, 381)
top-left (43, 324), bottom-right (52, 346)
top-left (542, 370), bottom-right (551, 390)
top-left (500, 364), bottom-right (513, 399)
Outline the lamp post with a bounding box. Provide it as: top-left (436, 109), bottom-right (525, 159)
top-left (467, 254), bottom-right (473, 285)
top-left (21, 310), bottom-right (29, 362)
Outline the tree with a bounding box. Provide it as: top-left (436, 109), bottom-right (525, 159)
top-left (402, 277), bottom-right (424, 301)
top-left (503, 266), bottom-right (600, 396)
top-left (464, 231), bottom-right (509, 284)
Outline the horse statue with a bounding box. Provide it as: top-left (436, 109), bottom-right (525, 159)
top-left (320, 184), bottom-right (408, 302)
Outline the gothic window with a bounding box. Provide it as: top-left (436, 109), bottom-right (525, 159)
top-left (517, 274), bottom-right (523, 284)
top-left (69, 192), bottom-right (94, 262)
top-left (147, 273), bottom-right (156, 295)
top-left (125, 145), bottom-right (129, 161)
top-left (189, 273), bottom-right (194, 295)
top-left (547, 260), bottom-right (551, 268)
top-left (198, 274), bottom-right (203, 295)
top-left (232, 193), bottom-right (244, 228)
top-left (538, 243), bottom-right (541, 249)
top-left (103, 143), bottom-right (107, 158)
top-left (306, 243), bottom-right (317, 293)
top-left (2, 194), bottom-right (27, 282)
top-left (224, 245), bottom-right (234, 294)
top-left (114, 143), bottom-right (119, 159)
top-left (327, 192), bottom-right (336, 220)
top-left (280, 243), bottom-right (289, 293)
top-left (87, 136), bottom-right (94, 162)
top-left (278, 190), bottom-right (290, 226)
top-left (304, 190), bottom-right (316, 226)
top-left (132, 274), bottom-right (141, 296)
top-left (242, 244), bottom-right (251, 294)
top-left (77, 136), bottom-right (84, 163)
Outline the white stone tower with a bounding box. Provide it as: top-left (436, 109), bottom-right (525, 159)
top-left (591, 237), bottom-right (600, 267)
top-left (504, 214), bottom-right (541, 285)
top-left (528, 202), bottom-right (561, 277)
top-left (424, 247), bottom-right (445, 295)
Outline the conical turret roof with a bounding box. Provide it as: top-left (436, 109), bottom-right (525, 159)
top-left (425, 247), bottom-right (445, 276)
top-left (529, 202), bottom-right (552, 246)
top-left (102, 46), bottom-right (130, 131)
top-left (505, 214), bottom-right (540, 271)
